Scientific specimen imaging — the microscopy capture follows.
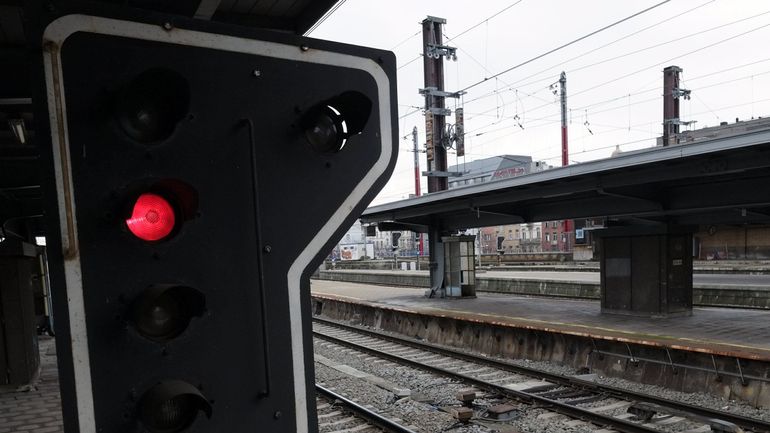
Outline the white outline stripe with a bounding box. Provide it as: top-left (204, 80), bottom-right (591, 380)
top-left (43, 14), bottom-right (393, 433)
top-left (42, 25), bottom-right (95, 433)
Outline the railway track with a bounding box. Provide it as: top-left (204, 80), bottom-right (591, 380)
top-left (314, 317), bottom-right (770, 433)
top-left (316, 384), bottom-right (418, 433)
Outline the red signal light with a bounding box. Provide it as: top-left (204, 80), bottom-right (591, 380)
top-left (126, 193), bottom-right (177, 241)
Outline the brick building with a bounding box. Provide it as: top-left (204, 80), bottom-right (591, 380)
top-left (540, 220), bottom-right (573, 253)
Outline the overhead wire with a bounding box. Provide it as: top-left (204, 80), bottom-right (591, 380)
top-left (456, 0), bottom-right (672, 93)
top-left (398, 54), bottom-right (423, 70)
top-left (445, 35), bottom-right (555, 132)
top-left (467, 23), bottom-right (770, 130)
top-left (399, 108), bottom-right (422, 120)
top-left (571, 22), bottom-right (770, 99)
top-left (442, 0), bottom-right (525, 44)
top-left (390, 29), bottom-right (422, 50)
top-left (528, 95), bottom-right (770, 163)
top-left (395, 2), bottom-right (527, 157)
top-left (464, 66), bottom-right (770, 149)
top-left (461, 5), bottom-right (768, 108)
top-left (541, 58), bottom-right (770, 115)
top-left (479, 0), bottom-right (717, 96)
top-left (397, 2), bottom-right (770, 180)
top-left (517, 8), bottom-right (770, 91)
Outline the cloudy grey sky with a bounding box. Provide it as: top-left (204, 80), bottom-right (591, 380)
top-left (310, 0), bottom-right (770, 205)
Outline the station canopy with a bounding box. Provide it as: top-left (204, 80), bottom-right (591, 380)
top-left (362, 129), bottom-right (770, 232)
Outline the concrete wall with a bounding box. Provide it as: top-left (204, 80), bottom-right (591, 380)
top-left (315, 270), bottom-right (770, 309)
top-left (479, 252), bottom-right (573, 265)
top-left (326, 258), bottom-right (429, 271)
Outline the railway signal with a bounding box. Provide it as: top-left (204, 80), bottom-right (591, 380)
top-left (391, 231), bottom-right (402, 251)
top-left (36, 11), bottom-right (396, 433)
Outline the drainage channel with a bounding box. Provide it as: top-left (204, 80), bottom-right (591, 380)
top-left (316, 384), bottom-right (419, 433)
top-left (314, 317), bottom-right (769, 433)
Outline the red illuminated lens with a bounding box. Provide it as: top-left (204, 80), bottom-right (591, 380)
top-left (126, 193), bottom-right (177, 242)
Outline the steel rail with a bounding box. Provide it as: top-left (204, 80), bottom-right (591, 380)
top-left (315, 384), bottom-right (419, 433)
top-left (314, 317), bottom-right (770, 433)
top-left (314, 327), bottom-right (660, 433)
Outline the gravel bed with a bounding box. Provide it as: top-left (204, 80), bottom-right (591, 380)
top-left (314, 362), bottom-right (483, 432)
top-left (340, 323), bottom-right (770, 419)
top-left (316, 320), bottom-right (770, 431)
top-left (315, 341), bottom-right (475, 409)
top-left (315, 339), bottom-right (605, 433)
top-left (596, 375), bottom-right (770, 421)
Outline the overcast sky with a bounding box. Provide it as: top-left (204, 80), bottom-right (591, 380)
top-left (310, 0), bottom-right (770, 205)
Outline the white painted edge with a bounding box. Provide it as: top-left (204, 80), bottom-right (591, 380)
top-left (42, 14), bottom-right (393, 433)
top-left (42, 21), bottom-right (95, 433)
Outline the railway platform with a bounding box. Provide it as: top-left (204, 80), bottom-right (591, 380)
top-left (310, 279), bottom-right (770, 408)
top-left (0, 337), bottom-right (63, 433)
top-left (316, 269), bottom-right (770, 309)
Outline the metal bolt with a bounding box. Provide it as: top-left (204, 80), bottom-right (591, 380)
top-left (263, 245), bottom-right (272, 253)
top-left (273, 410), bottom-right (282, 419)
top-left (162, 22), bottom-right (173, 31)
top-left (300, 45), bottom-right (309, 52)
top-left (253, 69), bottom-right (261, 77)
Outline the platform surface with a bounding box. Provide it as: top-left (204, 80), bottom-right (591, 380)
top-left (322, 269), bottom-right (770, 289)
top-left (0, 337), bottom-right (63, 433)
top-left (310, 279), bottom-right (770, 361)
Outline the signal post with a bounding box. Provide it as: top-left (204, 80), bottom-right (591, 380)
top-left (27, 4), bottom-right (397, 433)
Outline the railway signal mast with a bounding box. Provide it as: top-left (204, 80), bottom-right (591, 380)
top-left (30, 5), bottom-right (397, 433)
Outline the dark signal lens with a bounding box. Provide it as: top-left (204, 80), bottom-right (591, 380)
top-left (303, 107), bottom-right (341, 153)
top-left (131, 286), bottom-right (205, 343)
top-left (139, 381), bottom-right (211, 433)
top-left (115, 68), bottom-right (190, 144)
top-left (126, 193), bottom-right (176, 241)
top-left (300, 91), bottom-right (372, 153)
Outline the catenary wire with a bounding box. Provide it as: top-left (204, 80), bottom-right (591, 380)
top-left (468, 67), bottom-right (770, 140)
top-left (390, 30), bottom-right (422, 50)
top-left (443, 0), bottom-right (525, 44)
top-left (571, 22), bottom-right (770, 99)
top-left (457, 0), bottom-right (672, 93)
top-left (513, 8), bottom-right (770, 92)
top-left (475, 24), bottom-right (770, 128)
top-left (461, 0), bottom-right (715, 106)
top-left (398, 54), bottom-right (423, 70)
top-left (462, 5), bottom-right (769, 108)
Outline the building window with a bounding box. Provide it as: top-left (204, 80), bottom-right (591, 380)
top-left (546, 234), bottom-right (550, 242)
